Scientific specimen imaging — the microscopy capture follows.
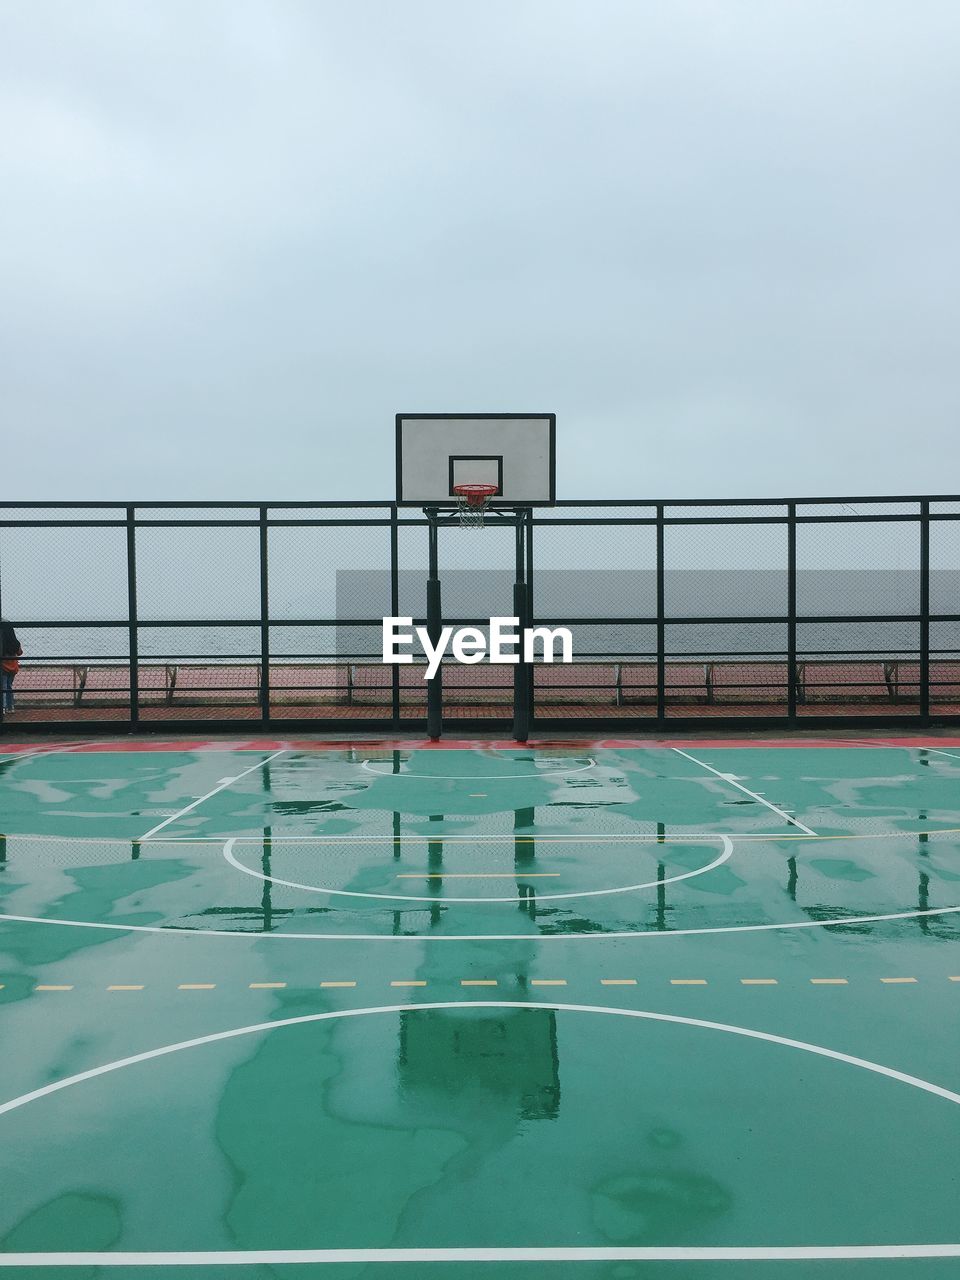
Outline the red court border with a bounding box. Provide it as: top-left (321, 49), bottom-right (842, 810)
top-left (3, 736), bottom-right (960, 753)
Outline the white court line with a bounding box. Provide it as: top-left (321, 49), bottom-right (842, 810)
top-left (0, 745), bottom-right (66, 763)
top-left (671, 747), bottom-right (817, 835)
top-left (1, 1000), bottom-right (959, 1266)
top-left (922, 747), bottom-right (960, 763)
top-left (221, 835), bottom-right (733, 904)
top-left (839, 738), bottom-right (960, 756)
top-left (0, 828), bottom-right (950, 845)
top-left (2, 1244), bottom-right (960, 1265)
top-left (2, 901), bottom-right (959, 942)
top-left (138, 750), bottom-right (287, 841)
top-left (0, 831), bottom-right (802, 844)
top-left (361, 757), bottom-right (596, 780)
top-left (5, 825), bottom-right (950, 845)
top-left (0, 738), bottom-right (125, 765)
top-left (145, 831), bottom-right (796, 844)
top-left (6, 825), bottom-right (960, 852)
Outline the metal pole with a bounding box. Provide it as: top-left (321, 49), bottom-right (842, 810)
top-left (0, 524), bottom-right (4, 729)
top-left (426, 510), bottom-right (442, 740)
top-left (920, 499), bottom-right (930, 723)
top-left (126, 506), bottom-right (139, 726)
top-left (787, 502), bottom-right (797, 723)
top-left (513, 511), bottom-right (530, 742)
top-left (656, 503), bottom-right (665, 727)
top-left (259, 506), bottom-right (270, 724)
top-left (390, 503), bottom-right (400, 729)
top-left (526, 507), bottom-right (535, 726)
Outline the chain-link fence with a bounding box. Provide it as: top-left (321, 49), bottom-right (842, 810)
top-left (1, 498), bottom-right (957, 731)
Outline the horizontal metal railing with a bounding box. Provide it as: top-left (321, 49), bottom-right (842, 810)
top-left (1, 495), bottom-right (957, 731)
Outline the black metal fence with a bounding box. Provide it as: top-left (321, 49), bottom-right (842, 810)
top-left (1, 497), bottom-right (958, 734)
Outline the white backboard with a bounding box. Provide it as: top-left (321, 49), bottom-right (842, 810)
top-left (396, 414), bottom-right (556, 506)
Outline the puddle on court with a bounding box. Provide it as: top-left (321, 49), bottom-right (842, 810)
top-left (2, 826), bottom-right (959, 943)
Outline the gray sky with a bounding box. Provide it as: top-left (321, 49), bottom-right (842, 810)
top-left (2, 0), bottom-right (958, 502)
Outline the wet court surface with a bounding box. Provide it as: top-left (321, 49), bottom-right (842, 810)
top-left (1, 737), bottom-right (960, 1278)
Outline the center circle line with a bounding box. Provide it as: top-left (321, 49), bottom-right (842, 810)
top-left (221, 835), bottom-right (733, 904)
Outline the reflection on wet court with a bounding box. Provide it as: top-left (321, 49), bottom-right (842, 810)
top-left (1, 737), bottom-right (960, 1277)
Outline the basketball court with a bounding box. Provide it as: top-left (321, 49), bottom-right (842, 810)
top-left (1, 734), bottom-right (959, 1276)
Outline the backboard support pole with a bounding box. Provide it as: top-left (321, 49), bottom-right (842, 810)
top-left (513, 513), bottom-right (531, 743)
top-left (426, 510), bottom-right (442, 740)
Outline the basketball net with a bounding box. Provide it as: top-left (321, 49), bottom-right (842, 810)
top-left (452, 483), bottom-right (498, 529)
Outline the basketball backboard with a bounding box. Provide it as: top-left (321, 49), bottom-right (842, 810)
top-left (396, 413), bottom-right (556, 507)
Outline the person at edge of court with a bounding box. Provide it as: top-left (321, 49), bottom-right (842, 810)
top-left (0, 618), bottom-right (23, 713)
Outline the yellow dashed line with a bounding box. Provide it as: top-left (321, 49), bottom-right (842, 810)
top-left (20, 974), bottom-right (952, 996)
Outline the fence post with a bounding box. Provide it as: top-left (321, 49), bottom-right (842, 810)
top-left (920, 499), bottom-right (930, 723)
top-left (526, 507), bottom-right (534, 726)
top-left (0, 521), bottom-right (4, 728)
top-left (259, 506), bottom-right (270, 724)
top-left (513, 513), bottom-right (530, 742)
top-left (126, 506), bottom-right (139, 726)
top-left (787, 502), bottom-right (797, 724)
top-left (426, 511), bottom-right (442, 740)
top-left (391, 503), bottom-right (400, 729)
top-left (656, 503), bottom-right (665, 727)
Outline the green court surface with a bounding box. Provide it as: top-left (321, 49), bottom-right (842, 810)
top-left (1, 737), bottom-right (960, 1278)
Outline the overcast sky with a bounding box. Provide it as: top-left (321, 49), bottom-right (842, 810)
top-left (2, 0), bottom-right (958, 502)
